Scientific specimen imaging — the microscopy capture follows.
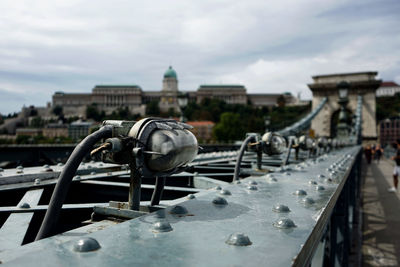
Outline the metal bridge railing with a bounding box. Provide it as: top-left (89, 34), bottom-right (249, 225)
top-left (278, 97), bottom-right (327, 136)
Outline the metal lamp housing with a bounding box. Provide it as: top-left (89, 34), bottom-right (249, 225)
top-left (318, 137), bottom-right (328, 148)
top-left (261, 132), bottom-right (287, 155)
top-left (129, 118), bottom-right (198, 174)
top-left (298, 135), bottom-right (313, 150)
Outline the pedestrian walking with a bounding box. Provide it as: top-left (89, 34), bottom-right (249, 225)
top-left (388, 139), bottom-right (400, 192)
top-left (364, 145), bottom-right (372, 164)
top-left (375, 144), bottom-right (383, 164)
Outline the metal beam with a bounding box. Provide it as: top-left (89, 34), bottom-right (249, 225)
top-left (0, 189), bottom-right (43, 251)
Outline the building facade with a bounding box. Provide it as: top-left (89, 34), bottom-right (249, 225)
top-left (308, 71), bottom-right (381, 140)
top-left (379, 118), bottom-right (400, 147)
top-left (376, 81), bottom-right (400, 97)
top-left (52, 66), bottom-right (298, 118)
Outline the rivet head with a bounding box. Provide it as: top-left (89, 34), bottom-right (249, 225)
top-left (214, 185), bottom-right (222, 190)
top-left (285, 172), bottom-right (291, 176)
top-left (268, 177), bottom-right (278, 182)
top-left (57, 163), bottom-right (64, 167)
top-left (247, 185), bottom-right (258, 191)
top-left (219, 189), bottom-right (231, 195)
top-left (309, 180), bottom-right (317, 185)
top-left (152, 221), bottom-right (173, 233)
top-left (187, 194), bottom-right (196, 199)
top-left (302, 197), bottom-right (315, 205)
top-left (317, 174), bottom-right (325, 179)
top-left (86, 165), bottom-right (92, 169)
top-left (212, 196), bottom-right (228, 205)
top-left (19, 202), bottom-right (30, 209)
top-left (316, 185), bottom-right (325, 191)
top-left (34, 179), bottom-right (41, 185)
top-left (73, 237), bottom-right (101, 252)
top-left (272, 204), bottom-right (290, 213)
top-left (42, 167), bottom-right (53, 172)
top-left (225, 233), bottom-right (252, 246)
top-left (248, 180), bottom-right (257, 185)
top-left (294, 189), bottom-right (307, 196)
top-left (0, 168), bottom-right (4, 172)
top-left (17, 166), bottom-right (23, 170)
top-left (273, 218), bottom-right (297, 229)
top-left (74, 175), bottom-right (81, 181)
top-left (90, 171), bottom-right (96, 175)
top-left (325, 178), bottom-right (333, 183)
top-left (170, 205), bottom-right (188, 215)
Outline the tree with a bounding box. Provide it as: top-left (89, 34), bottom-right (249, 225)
top-left (213, 112), bottom-right (244, 142)
top-left (52, 105), bottom-right (63, 116)
top-left (277, 95), bottom-right (286, 107)
top-left (146, 101), bottom-right (160, 116)
top-left (30, 116), bottom-right (44, 128)
top-left (86, 104), bottom-right (101, 121)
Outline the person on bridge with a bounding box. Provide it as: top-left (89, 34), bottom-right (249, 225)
top-left (374, 144), bottom-right (383, 164)
top-left (388, 139), bottom-right (400, 192)
top-left (364, 145), bottom-right (372, 164)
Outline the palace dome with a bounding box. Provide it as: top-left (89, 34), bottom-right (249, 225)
top-left (164, 66), bottom-right (177, 79)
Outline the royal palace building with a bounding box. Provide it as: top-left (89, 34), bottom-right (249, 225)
top-left (52, 66), bottom-right (297, 117)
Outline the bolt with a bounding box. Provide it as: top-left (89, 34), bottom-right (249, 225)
top-left (234, 180), bottom-right (241, 184)
top-left (247, 185), bottom-right (258, 191)
top-left (16, 166), bottom-right (23, 170)
top-left (268, 177), bottom-right (278, 182)
top-left (272, 204), bottom-right (290, 213)
top-left (19, 202), bottom-right (30, 209)
top-left (273, 218), bottom-right (297, 229)
top-left (302, 197), bottom-right (315, 205)
top-left (90, 171), bottom-right (96, 175)
top-left (219, 189), bottom-right (231, 196)
top-left (248, 180), bottom-right (257, 185)
top-left (294, 189), bottom-right (307, 196)
top-left (316, 185), bottom-right (325, 191)
top-left (225, 233), bottom-right (252, 246)
top-left (214, 185), bottom-right (222, 190)
top-left (170, 205), bottom-right (188, 215)
top-left (74, 175), bottom-right (81, 181)
top-left (34, 179), bottom-right (41, 185)
top-left (73, 237), bottom-right (101, 252)
top-left (212, 196), bottom-right (228, 205)
top-left (317, 174), bottom-right (325, 179)
top-left (187, 194), bottom-right (196, 199)
top-left (152, 221), bottom-right (173, 233)
top-left (309, 180), bottom-right (317, 185)
top-left (57, 163), bottom-right (64, 167)
top-left (325, 178), bottom-right (333, 183)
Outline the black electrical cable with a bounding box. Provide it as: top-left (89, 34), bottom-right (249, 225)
top-left (150, 176), bottom-right (166, 206)
top-left (233, 135), bottom-right (255, 182)
top-left (35, 126), bottom-right (113, 241)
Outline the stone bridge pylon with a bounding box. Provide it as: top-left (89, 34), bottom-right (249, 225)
top-left (308, 71), bottom-right (381, 141)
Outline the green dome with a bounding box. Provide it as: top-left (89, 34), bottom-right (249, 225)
top-left (164, 66), bottom-right (177, 79)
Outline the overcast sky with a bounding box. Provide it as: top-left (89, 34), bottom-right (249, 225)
top-left (0, 0), bottom-right (399, 114)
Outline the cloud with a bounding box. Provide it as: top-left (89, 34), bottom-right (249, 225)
top-left (0, 0), bottom-right (399, 114)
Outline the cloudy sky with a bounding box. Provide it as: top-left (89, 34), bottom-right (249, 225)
top-left (0, 0), bottom-right (399, 114)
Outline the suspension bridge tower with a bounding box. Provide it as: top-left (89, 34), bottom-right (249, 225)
top-left (308, 71), bottom-right (381, 141)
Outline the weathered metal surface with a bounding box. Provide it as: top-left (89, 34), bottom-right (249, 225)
top-left (0, 147), bottom-right (360, 266)
top-left (0, 189), bottom-right (43, 252)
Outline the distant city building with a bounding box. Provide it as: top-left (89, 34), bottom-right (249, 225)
top-left (68, 120), bottom-right (94, 140)
top-left (42, 123), bottom-right (69, 138)
top-left (16, 128), bottom-right (42, 137)
top-left (379, 118), bottom-right (400, 146)
top-left (376, 81), bottom-right (400, 97)
top-left (186, 121), bottom-right (215, 143)
top-left (52, 66), bottom-right (299, 118)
